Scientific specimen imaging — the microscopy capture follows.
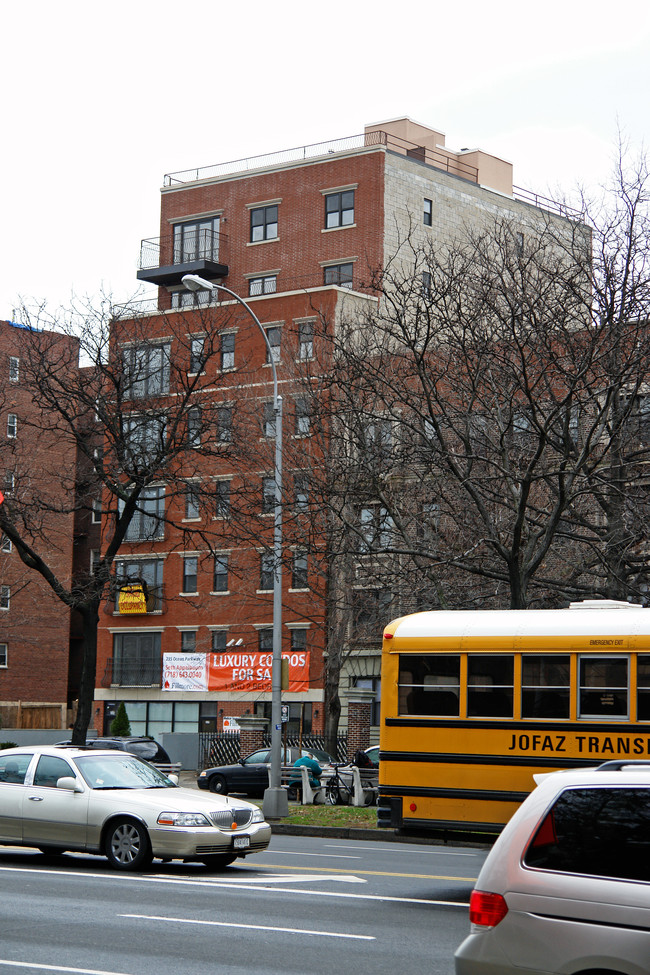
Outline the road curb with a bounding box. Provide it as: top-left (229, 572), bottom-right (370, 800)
top-left (269, 823), bottom-right (492, 846)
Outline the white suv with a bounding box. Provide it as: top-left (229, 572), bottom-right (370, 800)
top-left (455, 762), bottom-right (650, 975)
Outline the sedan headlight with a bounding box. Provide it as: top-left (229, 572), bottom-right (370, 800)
top-left (157, 812), bottom-right (211, 827)
top-left (250, 807), bottom-right (265, 824)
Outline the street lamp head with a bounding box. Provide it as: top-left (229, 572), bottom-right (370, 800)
top-left (181, 273), bottom-right (215, 293)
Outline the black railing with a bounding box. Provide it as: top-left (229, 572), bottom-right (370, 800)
top-left (101, 657), bottom-right (162, 688)
top-left (139, 230), bottom-right (228, 271)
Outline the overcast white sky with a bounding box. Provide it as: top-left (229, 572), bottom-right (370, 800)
top-left (1, 0), bottom-right (648, 320)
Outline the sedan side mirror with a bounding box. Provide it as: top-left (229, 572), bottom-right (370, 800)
top-left (56, 776), bottom-right (84, 793)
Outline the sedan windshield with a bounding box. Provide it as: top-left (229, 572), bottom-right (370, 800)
top-left (75, 754), bottom-right (177, 790)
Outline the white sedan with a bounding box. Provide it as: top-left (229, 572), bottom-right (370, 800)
top-left (0, 744), bottom-right (271, 871)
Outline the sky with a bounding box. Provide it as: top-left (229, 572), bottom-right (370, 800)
top-left (1, 0), bottom-right (648, 320)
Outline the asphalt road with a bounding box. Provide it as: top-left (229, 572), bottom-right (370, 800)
top-left (0, 832), bottom-right (484, 975)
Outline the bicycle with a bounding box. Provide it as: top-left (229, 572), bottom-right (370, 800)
top-left (324, 761), bottom-right (376, 806)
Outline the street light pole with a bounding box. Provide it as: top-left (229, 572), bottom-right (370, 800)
top-left (182, 273), bottom-right (288, 818)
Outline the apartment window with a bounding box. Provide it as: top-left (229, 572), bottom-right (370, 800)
top-left (92, 497), bottom-right (102, 524)
top-left (258, 628), bottom-right (273, 654)
top-left (298, 321), bottom-right (314, 360)
top-left (187, 406), bottom-right (201, 448)
top-left (181, 631), bottom-right (197, 653)
top-left (9, 357), bottom-right (19, 382)
top-left (113, 631), bottom-right (161, 686)
top-left (0, 644), bottom-right (6, 667)
top-left (90, 549), bottom-right (100, 575)
top-left (265, 325), bottom-right (281, 364)
top-left (213, 553), bottom-right (229, 593)
top-left (182, 556), bottom-right (198, 594)
top-left (216, 406), bottom-right (233, 444)
top-left (220, 333), bottom-right (235, 371)
top-left (325, 190), bottom-right (354, 228)
top-left (172, 289), bottom-right (213, 310)
top-left (190, 336), bottom-right (206, 374)
top-left (215, 480), bottom-right (231, 518)
top-left (173, 216), bottom-right (220, 263)
top-left (212, 630), bottom-right (228, 651)
top-left (294, 474), bottom-right (309, 511)
top-left (260, 551), bottom-right (274, 591)
top-left (1, 535), bottom-right (12, 553)
top-left (123, 414), bottom-right (167, 466)
top-left (323, 263), bottom-right (353, 288)
top-left (291, 628), bottom-right (307, 653)
top-left (115, 558), bottom-right (164, 612)
top-left (360, 417), bottom-right (392, 464)
top-left (184, 483), bottom-right (200, 520)
top-left (250, 205), bottom-right (278, 242)
top-left (294, 397), bottom-right (310, 436)
top-left (262, 476), bottom-right (275, 515)
top-left (292, 550), bottom-right (308, 590)
top-left (421, 270), bottom-right (432, 297)
top-left (6, 414), bottom-right (17, 439)
top-left (0, 586), bottom-right (9, 610)
top-left (262, 401), bottom-right (276, 438)
top-left (4, 472), bottom-right (14, 495)
top-left (359, 505), bottom-right (393, 553)
top-left (249, 275), bottom-right (277, 297)
top-left (123, 485), bottom-right (165, 541)
top-left (122, 343), bottom-right (170, 399)
top-left (423, 198), bottom-right (432, 226)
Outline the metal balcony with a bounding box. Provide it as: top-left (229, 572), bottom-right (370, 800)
top-left (137, 230), bottom-right (229, 287)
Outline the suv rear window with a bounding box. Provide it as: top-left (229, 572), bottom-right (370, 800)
top-left (524, 786), bottom-right (650, 882)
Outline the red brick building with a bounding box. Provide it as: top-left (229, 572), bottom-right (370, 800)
top-left (94, 117), bottom-right (570, 742)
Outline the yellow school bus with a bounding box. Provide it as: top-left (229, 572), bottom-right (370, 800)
top-left (377, 600), bottom-right (650, 835)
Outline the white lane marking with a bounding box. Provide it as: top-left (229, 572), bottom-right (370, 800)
top-left (199, 873), bottom-right (366, 885)
top-left (325, 844), bottom-right (481, 857)
top-left (121, 913), bottom-right (374, 941)
top-left (260, 850), bottom-right (361, 859)
top-left (0, 961), bottom-right (133, 975)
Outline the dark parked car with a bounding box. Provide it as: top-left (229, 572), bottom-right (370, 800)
top-left (57, 737), bottom-right (172, 767)
top-left (197, 746), bottom-right (335, 796)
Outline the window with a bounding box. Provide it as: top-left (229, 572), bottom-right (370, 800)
top-left (265, 325), bottom-right (281, 363)
top-left (115, 559), bottom-right (163, 612)
top-left (260, 551), bottom-right (274, 591)
top-left (190, 336), bottom-right (206, 374)
top-left (360, 417), bottom-right (392, 464)
top-left (215, 480), bottom-right (231, 518)
top-left (216, 406), bottom-right (233, 444)
top-left (182, 556), bottom-right (198, 594)
top-left (1, 535), bottom-right (12, 553)
top-left (291, 628), bottom-right (307, 653)
top-left (423, 198), bottom-right (432, 226)
top-left (249, 275), bottom-right (277, 297)
top-left (123, 413), bottom-right (167, 466)
top-left (262, 476), bottom-right (275, 514)
top-left (262, 401), bottom-right (276, 438)
top-left (353, 588), bottom-right (394, 637)
top-left (521, 655), bottom-right (570, 718)
top-left (220, 333), bottom-right (235, 370)
top-left (213, 554), bottom-right (229, 593)
top-left (122, 343), bottom-right (170, 399)
top-left (4, 472), bottom-right (14, 495)
top-left (33, 755), bottom-right (74, 788)
top-left (173, 216), bottom-right (220, 263)
top-left (187, 406), bottom-right (201, 448)
top-left (9, 357), bottom-right (19, 382)
top-left (181, 631), bottom-right (196, 652)
top-left (398, 655), bottom-right (460, 716)
top-left (171, 289), bottom-right (213, 310)
top-left (90, 550), bottom-right (100, 575)
top-left (325, 190), bottom-right (354, 228)
top-left (92, 497), bottom-right (102, 524)
top-left (0, 643), bottom-right (6, 667)
top-left (298, 321), bottom-right (314, 360)
top-left (467, 656), bottom-right (514, 717)
top-left (184, 483), bottom-right (200, 520)
top-left (358, 505), bottom-right (393, 553)
top-left (6, 414), bottom-right (17, 439)
top-left (421, 270), bottom-right (432, 297)
top-left (113, 631), bottom-right (162, 686)
top-left (417, 501), bottom-right (440, 542)
top-left (212, 630), bottom-right (228, 651)
top-left (250, 204), bottom-right (278, 242)
top-left (292, 550), bottom-right (308, 590)
top-left (524, 787), bottom-right (650, 882)
top-left (123, 486), bottom-right (165, 541)
top-left (0, 586), bottom-right (9, 610)
top-left (294, 474), bottom-right (309, 511)
top-left (294, 397), bottom-right (310, 436)
top-left (323, 262), bottom-right (353, 288)
top-left (638, 656), bottom-right (650, 720)
top-left (578, 656), bottom-right (628, 718)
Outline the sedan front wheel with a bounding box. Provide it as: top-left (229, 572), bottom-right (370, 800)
top-left (105, 818), bottom-right (152, 871)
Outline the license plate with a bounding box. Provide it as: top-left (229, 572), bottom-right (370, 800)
top-left (233, 835), bottom-right (250, 849)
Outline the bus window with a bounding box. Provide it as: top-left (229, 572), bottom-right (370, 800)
top-left (578, 656), bottom-right (628, 718)
top-left (398, 654), bottom-right (460, 716)
top-left (521, 655), bottom-right (570, 718)
top-left (638, 656), bottom-right (650, 721)
top-left (468, 655), bottom-right (513, 717)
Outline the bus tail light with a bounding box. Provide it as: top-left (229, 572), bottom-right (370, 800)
top-left (469, 890), bottom-right (508, 927)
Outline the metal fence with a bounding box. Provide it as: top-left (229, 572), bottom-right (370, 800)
top-left (198, 732), bottom-right (348, 770)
